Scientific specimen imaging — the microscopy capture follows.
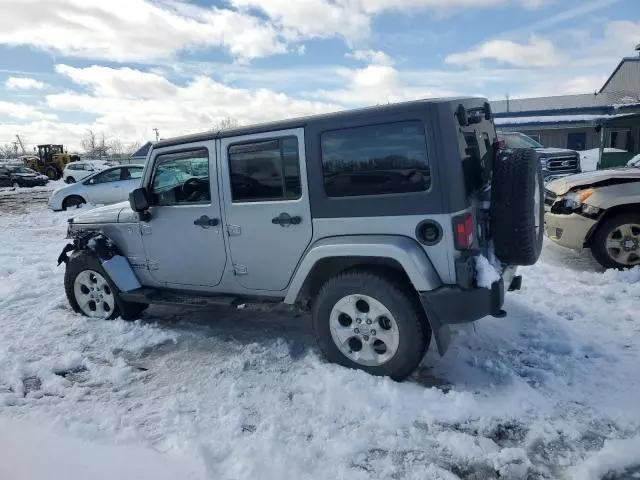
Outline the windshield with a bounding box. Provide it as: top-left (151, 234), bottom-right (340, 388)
top-left (9, 166), bottom-right (35, 174)
top-left (499, 133), bottom-right (543, 149)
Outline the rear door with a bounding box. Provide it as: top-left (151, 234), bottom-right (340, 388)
top-left (219, 128), bottom-right (312, 291)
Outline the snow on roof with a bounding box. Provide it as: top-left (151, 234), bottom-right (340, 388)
top-left (494, 114), bottom-right (612, 126)
top-left (131, 141), bottom-right (153, 158)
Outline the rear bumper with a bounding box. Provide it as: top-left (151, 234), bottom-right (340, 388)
top-left (544, 211), bottom-right (596, 250)
top-left (419, 265), bottom-right (517, 356)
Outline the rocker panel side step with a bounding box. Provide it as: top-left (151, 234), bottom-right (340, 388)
top-left (120, 288), bottom-right (241, 308)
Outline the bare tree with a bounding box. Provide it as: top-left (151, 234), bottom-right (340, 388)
top-left (81, 129), bottom-right (110, 160)
top-left (126, 141), bottom-right (142, 156)
top-left (0, 144), bottom-right (16, 159)
top-left (212, 117), bottom-right (240, 131)
top-left (109, 138), bottom-right (125, 159)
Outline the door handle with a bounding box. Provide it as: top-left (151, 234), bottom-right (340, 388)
top-left (194, 215), bottom-right (220, 228)
top-left (272, 212), bottom-right (302, 227)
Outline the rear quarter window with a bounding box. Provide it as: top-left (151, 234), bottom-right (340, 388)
top-left (321, 121), bottom-right (430, 197)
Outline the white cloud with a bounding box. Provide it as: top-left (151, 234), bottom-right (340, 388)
top-left (230, 0), bottom-right (370, 41)
top-left (312, 64), bottom-right (455, 105)
top-left (2, 64), bottom-right (340, 149)
top-left (445, 36), bottom-right (564, 67)
top-left (357, 0), bottom-right (549, 14)
top-left (0, 101), bottom-right (57, 121)
top-left (346, 49), bottom-right (394, 65)
top-left (230, 0), bottom-right (553, 43)
top-left (0, 0), bottom-right (287, 63)
top-left (5, 77), bottom-right (48, 90)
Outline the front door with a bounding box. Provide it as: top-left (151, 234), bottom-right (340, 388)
top-left (86, 167), bottom-right (126, 204)
top-left (140, 142), bottom-right (227, 287)
top-left (220, 128), bottom-right (312, 291)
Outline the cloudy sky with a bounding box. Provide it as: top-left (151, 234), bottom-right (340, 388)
top-left (0, 0), bottom-right (638, 152)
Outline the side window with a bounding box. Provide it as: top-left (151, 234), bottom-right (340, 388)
top-left (127, 167), bottom-right (144, 179)
top-left (93, 168), bottom-right (122, 184)
top-left (151, 149), bottom-right (210, 206)
top-left (228, 137), bottom-right (301, 202)
top-left (122, 167), bottom-right (143, 180)
top-left (321, 121), bottom-right (430, 197)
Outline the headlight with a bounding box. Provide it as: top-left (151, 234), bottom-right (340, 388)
top-left (563, 188), bottom-right (594, 209)
top-left (555, 188), bottom-right (599, 216)
top-left (538, 157), bottom-right (548, 168)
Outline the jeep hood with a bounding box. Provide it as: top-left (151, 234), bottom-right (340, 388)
top-left (69, 201), bottom-right (134, 224)
top-left (547, 169), bottom-right (640, 195)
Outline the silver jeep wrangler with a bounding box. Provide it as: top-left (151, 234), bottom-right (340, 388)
top-left (58, 98), bottom-right (543, 380)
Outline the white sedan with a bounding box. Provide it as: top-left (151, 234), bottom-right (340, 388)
top-left (62, 160), bottom-right (115, 184)
top-left (49, 165), bottom-right (144, 211)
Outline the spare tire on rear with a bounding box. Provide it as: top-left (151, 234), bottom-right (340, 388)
top-left (490, 148), bottom-right (544, 266)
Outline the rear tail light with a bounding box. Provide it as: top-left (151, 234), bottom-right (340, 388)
top-left (453, 213), bottom-right (474, 250)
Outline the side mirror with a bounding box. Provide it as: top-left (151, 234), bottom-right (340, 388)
top-left (129, 188), bottom-right (149, 212)
top-left (129, 188), bottom-right (149, 213)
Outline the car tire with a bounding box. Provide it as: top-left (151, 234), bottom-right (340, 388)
top-left (490, 148), bottom-right (544, 266)
top-left (591, 213), bottom-right (640, 270)
top-left (62, 195), bottom-right (86, 210)
top-left (65, 252), bottom-right (148, 320)
top-left (312, 269), bottom-right (431, 381)
top-left (66, 177), bottom-right (76, 184)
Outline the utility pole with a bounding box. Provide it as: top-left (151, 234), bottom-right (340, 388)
top-left (505, 93), bottom-right (510, 113)
top-left (153, 128), bottom-right (160, 142)
top-left (15, 135), bottom-right (26, 155)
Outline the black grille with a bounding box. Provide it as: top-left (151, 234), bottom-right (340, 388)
top-left (546, 156), bottom-right (579, 172)
top-left (544, 189), bottom-right (556, 206)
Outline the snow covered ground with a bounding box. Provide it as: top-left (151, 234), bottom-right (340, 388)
top-left (1, 195), bottom-right (640, 480)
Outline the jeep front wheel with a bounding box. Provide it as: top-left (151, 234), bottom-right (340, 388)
top-left (65, 252), bottom-right (148, 320)
top-left (312, 270), bottom-right (430, 381)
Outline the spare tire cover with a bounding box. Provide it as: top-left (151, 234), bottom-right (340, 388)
top-left (490, 148), bottom-right (544, 266)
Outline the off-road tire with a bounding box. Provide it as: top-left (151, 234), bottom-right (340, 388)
top-left (490, 148), bottom-right (544, 266)
top-left (45, 166), bottom-right (61, 180)
top-left (312, 269), bottom-right (431, 381)
top-left (62, 195), bottom-right (86, 210)
top-left (591, 213), bottom-right (640, 270)
top-left (64, 252), bottom-right (148, 320)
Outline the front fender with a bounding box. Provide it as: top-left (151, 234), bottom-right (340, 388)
top-left (283, 235), bottom-right (442, 304)
top-left (57, 231), bottom-right (141, 293)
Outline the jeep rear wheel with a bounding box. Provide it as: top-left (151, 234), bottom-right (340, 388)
top-left (312, 270), bottom-right (430, 381)
top-left (490, 148), bottom-right (544, 266)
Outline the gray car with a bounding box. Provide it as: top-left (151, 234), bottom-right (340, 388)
top-left (57, 98), bottom-right (542, 380)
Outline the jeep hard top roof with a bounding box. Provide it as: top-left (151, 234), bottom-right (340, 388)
top-left (153, 96), bottom-right (487, 150)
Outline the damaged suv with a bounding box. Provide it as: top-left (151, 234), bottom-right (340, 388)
top-left (58, 99), bottom-right (543, 380)
top-left (545, 169), bottom-right (640, 269)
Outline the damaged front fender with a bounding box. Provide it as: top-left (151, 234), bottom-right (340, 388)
top-left (57, 231), bottom-right (141, 293)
